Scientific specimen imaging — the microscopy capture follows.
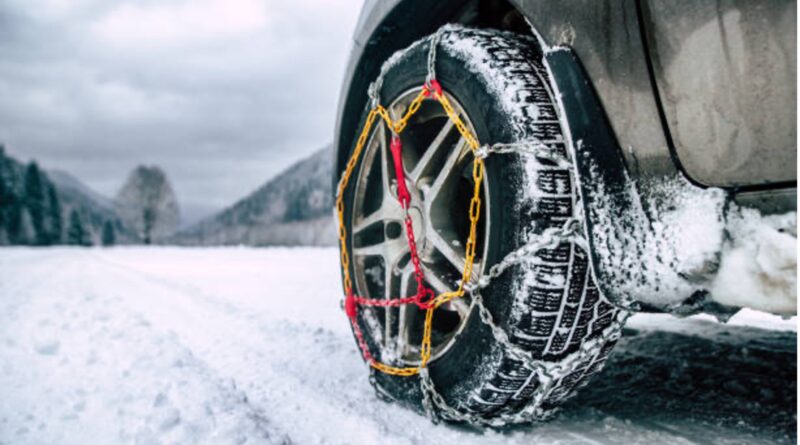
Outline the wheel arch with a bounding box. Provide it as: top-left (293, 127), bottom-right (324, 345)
top-left (334, 0), bottom-right (541, 193)
top-left (334, 0), bottom-right (691, 195)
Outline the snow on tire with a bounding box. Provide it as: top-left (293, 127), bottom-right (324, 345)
top-left (340, 26), bottom-right (621, 422)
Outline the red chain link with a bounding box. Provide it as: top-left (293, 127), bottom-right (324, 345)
top-left (404, 211), bottom-right (435, 309)
top-left (345, 131), bottom-right (436, 363)
top-left (423, 79), bottom-right (443, 98)
top-left (390, 135), bottom-right (411, 208)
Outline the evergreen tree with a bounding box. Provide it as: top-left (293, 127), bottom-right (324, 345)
top-left (24, 162), bottom-right (47, 245)
top-left (67, 209), bottom-right (91, 246)
top-left (101, 220), bottom-right (116, 246)
top-left (0, 146), bottom-right (18, 244)
top-left (6, 198), bottom-right (22, 243)
top-left (17, 207), bottom-right (35, 245)
top-left (0, 158), bottom-right (8, 242)
top-left (46, 184), bottom-right (62, 244)
top-left (0, 147), bottom-right (7, 244)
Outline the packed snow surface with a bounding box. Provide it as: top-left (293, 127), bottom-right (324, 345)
top-left (0, 247), bottom-right (795, 444)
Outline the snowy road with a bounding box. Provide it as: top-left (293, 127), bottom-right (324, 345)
top-left (0, 248), bottom-right (795, 444)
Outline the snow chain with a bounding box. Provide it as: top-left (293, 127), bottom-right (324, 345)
top-left (336, 28), bottom-right (631, 426)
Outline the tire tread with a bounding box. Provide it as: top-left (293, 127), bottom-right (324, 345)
top-left (439, 28), bottom-right (620, 419)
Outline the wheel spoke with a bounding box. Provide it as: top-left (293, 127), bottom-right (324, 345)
top-left (422, 262), bottom-right (470, 318)
top-left (378, 121), bottom-right (395, 203)
top-left (397, 268), bottom-right (415, 357)
top-left (427, 229), bottom-right (466, 272)
top-left (383, 257), bottom-right (398, 300)
top-left (352, 243), bottom-right (383, 257)
top-left (383, 260), bottom-right (394, 346)
top-left (409, 119), bottom-right (455, 184)
top-left (426, 229), bottom-right (481, 282)
top-left (353, 205), bottom-right (403, 236)
top-left (352, 237), bottom-right (406, 258)
top-left (446, 297), bottom-right (471, 318)
top-left (426, 136), bottom-right (466, 204)
top-left (422, 264), bottom-right (456, 295)
top-left (352, 208), bottom-right (383, 236)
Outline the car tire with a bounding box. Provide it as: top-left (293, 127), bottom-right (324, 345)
top-left (339, 26), bottom-right (622, 422)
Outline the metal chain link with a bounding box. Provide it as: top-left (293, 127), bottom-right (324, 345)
top-left (419, 293), bottom-right (632, 426)
top-left (475, 141), bottom-right (572, 169)
top-left (355, 27), bottom-right (632, 427)
top-left (425, 27), bottom-right (444, 85)
top-left (465, 218), bottom-right (585, 293)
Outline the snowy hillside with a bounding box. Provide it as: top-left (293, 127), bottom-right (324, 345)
top-left (47, 169), bottom-right (137, 244)
top-left (0, 247), bottom-right (794, 444)
top-left (173, 147), bottom-right (336, 246)
top-left (48, 170), bottom-right (114, 210)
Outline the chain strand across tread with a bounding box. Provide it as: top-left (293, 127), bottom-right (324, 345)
top-left (431, 28), bottom-right (621, 419)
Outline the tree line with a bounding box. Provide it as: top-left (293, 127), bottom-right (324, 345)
top-left (0, 147), bottom-right (116, 246)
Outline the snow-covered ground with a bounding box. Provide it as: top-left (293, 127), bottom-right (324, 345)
top-left (0, 247), bottom-right (795, 445)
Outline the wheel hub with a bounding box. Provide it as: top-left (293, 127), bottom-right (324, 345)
top-left (350, 86), bottom-right (490, 365)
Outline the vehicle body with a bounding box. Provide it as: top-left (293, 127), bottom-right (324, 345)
top-left (334, 0), bottom-right (796, 313)
top-left (332, 0), bottom-right (796, 424)
top-left (337, 0), bottom-right (796, 201)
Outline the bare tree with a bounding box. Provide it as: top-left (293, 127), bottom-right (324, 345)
top-left (114, 166), bottom-right (179, 244)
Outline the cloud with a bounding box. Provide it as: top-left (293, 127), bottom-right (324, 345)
top-left (0, 0), bottom-right (362, 215)
top-left (90, 0), bottom-right (270, 50)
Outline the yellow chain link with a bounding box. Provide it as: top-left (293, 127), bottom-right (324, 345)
top-left (336, 108), bottom-right (380, 296)
top-left (337, 86), bottom-right (484, 376)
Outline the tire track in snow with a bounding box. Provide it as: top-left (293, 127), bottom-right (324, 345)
top-left (1, 251), bottom-right (291, 445)
top-left (0, 248), bottom-right (794, 445)
top-left (91, 248), bottom-right (794, 444)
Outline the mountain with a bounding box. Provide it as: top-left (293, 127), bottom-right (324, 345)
top-left (0, 146), bottom-right (133, 245)
top-left (47, 169), bottom-right (136, 243)
top-left (173, 146), bottom-right (336, 246)
top-left (115, 166), bottom-right (180, 244)
top-left (179, 202), bottom-right (221, 229)
top-left (48, 169), bottom-right (114, 209)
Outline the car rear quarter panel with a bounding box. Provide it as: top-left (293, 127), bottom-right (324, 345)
top-left (513, 0), bottom-right (689, 183)
top-left (641, 0), bottom-right (797, 188)
top-left (338, 0), bottom-right (677, 185)
top-left (338, 0), bottom-right (796, 197)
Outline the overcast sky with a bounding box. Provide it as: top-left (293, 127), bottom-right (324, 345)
top-left (0, 0), bottom-right (362, 220)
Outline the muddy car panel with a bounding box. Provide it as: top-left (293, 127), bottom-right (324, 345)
top-left (336, 0), bottom-right (796, 212)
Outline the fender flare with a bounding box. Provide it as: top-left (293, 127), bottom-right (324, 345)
top-left (544, 48), bottom-right (636, 309)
